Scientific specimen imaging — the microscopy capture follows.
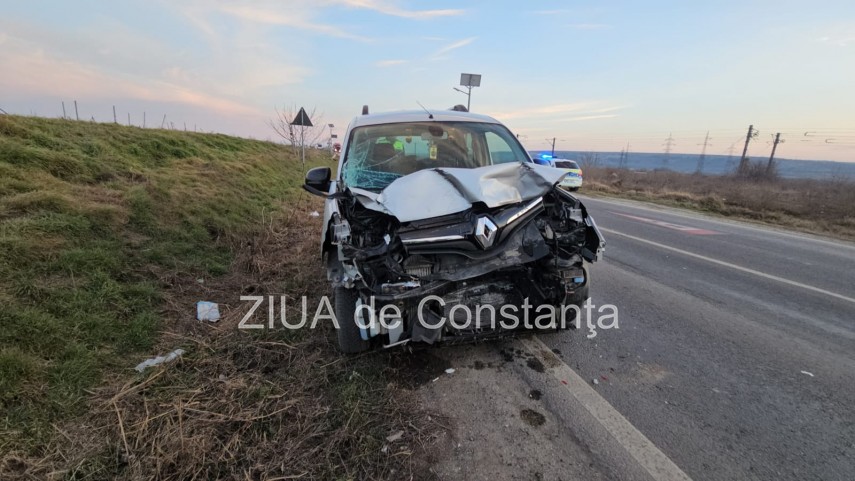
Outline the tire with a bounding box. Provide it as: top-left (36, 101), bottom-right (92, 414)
top-left (334, 287), bottom-right (370, 354)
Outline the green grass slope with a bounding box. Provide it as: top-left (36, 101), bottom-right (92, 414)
top-left (0, 115), bottom-right (315, 452)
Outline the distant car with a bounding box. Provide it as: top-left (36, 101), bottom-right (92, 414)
top-left (552, 159), bottom-right (583, 191)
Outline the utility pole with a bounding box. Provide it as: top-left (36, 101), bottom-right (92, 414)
top-left (696, 131), bottom-right (711, 174)
top-left (74, 100), bottom-right (79, 121)
top-left (62, 101), bottom-right (67, 119)
top-left (549, 137), bottom-right (556, 157)
top-left (113, 105), bottom-right (117, 124)
top-left (766, 133), bottom-right (783, 177)
top-left (737, 124), bottom-right (756, 175)
top-left (663, 132), bottom-right (675, 165)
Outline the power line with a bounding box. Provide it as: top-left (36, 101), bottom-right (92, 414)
top-left (696, 131), bottom-right (711, 174)
top-left (737, 124), bottom-right (758, 175)
top-left (663, 132), bottom-right (675, 165)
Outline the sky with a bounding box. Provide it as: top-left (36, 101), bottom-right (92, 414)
top-left (2, 0), bottom-right (854, 162)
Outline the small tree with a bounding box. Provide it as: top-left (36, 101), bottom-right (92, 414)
top-left (579, 151), bottom-right (601, 170)
top-left (268, 105), bottom-right (327, 160)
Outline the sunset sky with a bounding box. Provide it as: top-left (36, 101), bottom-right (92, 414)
top-left (2, 0), bottom-right (854, 161)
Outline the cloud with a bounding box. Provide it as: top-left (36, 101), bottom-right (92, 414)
top-left (0, 46), bottom-right (262, 118)
top-left (493, 103), bottom-right (628, 122)
top-left (530, 9), bottom-right (573, 15)
top-left (568, 23), bottom-right (611, 30)
top-left (492, 103), bottom-right (596, 120)
top-left (0, 16), bottom-right (308, 119)
top-left (431, 37), bottom-right (477, 58)
top-left (816, 35), bottom-right (855, 47)
top-left (375, 59), bottom-right (408, 67)
top-left (330, 0), bottom-right (465, 19)
top-left (555, 114), bottom-right (620, 122)
top-left (215, 4), bottom-right (371, 41)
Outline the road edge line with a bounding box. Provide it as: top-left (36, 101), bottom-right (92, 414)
top-left (520, 335), bottom-right (693, 481)
top-left (600, 227), bottom-right (855, 305)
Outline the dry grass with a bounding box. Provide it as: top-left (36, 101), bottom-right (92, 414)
top-left (1, 197), bottom-right (446, 481)
top-left (0, 115), bottom-right (447, 480)
top-left (583, 167), bottom-right (855, 240)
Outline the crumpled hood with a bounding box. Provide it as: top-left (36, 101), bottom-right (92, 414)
top-left (349, 163), bottom-right (568, 222)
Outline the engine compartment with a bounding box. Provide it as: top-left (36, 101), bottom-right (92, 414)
top-left (326, 185), bottom-right (604, 346)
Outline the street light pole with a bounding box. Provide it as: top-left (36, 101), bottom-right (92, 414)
top-left (455, 73), bottom-right (481, 112)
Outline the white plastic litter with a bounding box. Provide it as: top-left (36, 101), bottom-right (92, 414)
top-left (135, 349), bottom-right (185, 372)
top-left (386, 431), bottom-right (404, 443)
top-left (445, 368), bottom-right (455, 374)
top-left (801, 370), bottom-right (815, 377)
top-left (196, 301), bottom-right (220, 322)
top-left (309, 211), bottom-right (320, 217)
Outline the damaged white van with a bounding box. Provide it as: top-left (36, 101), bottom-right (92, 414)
top-left (303, 107), bottom-right (605, 353)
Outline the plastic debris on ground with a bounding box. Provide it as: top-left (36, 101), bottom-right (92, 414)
top-left (135, 349), bottom-right (185, 372)
top-left (386, 431), bottom-right (404, 443)
top-left (196, 301), bottom-right (220, 322)
top-left (445, 368), bottom-right (455, 374)
top-left (801, 370), bottom-right (815, 377)
top-left (309, 211), bottom-right (320, 217)
top-left (592, 378), bottom-right (600, 385)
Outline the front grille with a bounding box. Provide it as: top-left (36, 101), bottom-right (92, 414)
top-left (403, 255), bottom-right (432, 277)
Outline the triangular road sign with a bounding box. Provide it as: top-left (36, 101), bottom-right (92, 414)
top-left (292, 107), bottom-right (313, 127)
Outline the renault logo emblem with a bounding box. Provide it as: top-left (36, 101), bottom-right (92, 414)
top-left (474, 216), bottom-right (498, 249)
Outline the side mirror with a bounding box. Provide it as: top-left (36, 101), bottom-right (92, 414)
top-left (303, 166), bottom-right (332, 196)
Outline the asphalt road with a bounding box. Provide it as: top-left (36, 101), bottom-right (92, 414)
top-left (426, 195), bottom-right (855, 481)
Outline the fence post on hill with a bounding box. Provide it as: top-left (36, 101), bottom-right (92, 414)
top-left (62, 101), bottom-right (67, 119)
top-left (113, 105), bottom-right (117, 124)
top-left (74, 100), bottom-right (79, 121)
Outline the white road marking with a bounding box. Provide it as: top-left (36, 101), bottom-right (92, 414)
top-left (520, 336), bottom-right (693, 481)
top-left (610, 211), bottom-right (719, 235)
top-left (601, 227), bottom-right (855, 306)
top-left (581, 195), bottom-right (855, 251)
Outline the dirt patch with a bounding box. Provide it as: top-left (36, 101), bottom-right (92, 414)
top-left (388, 351), bottom-right (452, 390)
top-left (473, 360), bottom-right (486, 370)
top-left (520, 409), bottom-right (546, 427)
top-left (526, 357), bottom-right (546, 373)
top-left (529, 389), bottom-right (543, 401)
top-left (538, 349), bottom-right (563, 368)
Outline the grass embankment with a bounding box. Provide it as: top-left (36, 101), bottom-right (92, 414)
top-left (582, 167), bottom-right (855, 240)
top-left (0, 116), bottom-right (442, 479)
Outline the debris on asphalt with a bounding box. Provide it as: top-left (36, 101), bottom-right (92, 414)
top-left (445, 368), bottom-right (455, 374)
top-left (592, 378), bottom-right (600, 385)
top-left (134, 349), bottom-right (185, 372)
top-left (196, 301), bottom-right (220, 322)
top-left (386, 431), bottom-right (404, 443)
top-left (600, 375), bottom-right (609, 382)
top-left (801, 370), bottom-right (815, 377)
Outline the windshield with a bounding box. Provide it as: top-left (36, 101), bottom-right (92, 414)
top-left (342, 121), bottom-right (529, 191)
